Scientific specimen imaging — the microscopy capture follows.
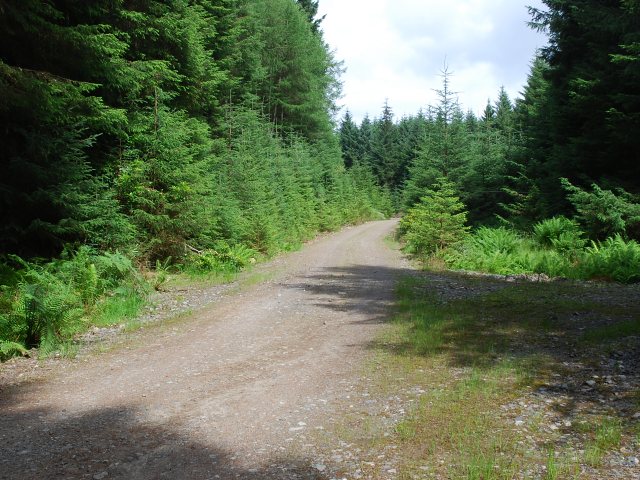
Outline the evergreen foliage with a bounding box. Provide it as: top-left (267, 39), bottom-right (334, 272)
top-left (562, 179), bottom-right (640, 241)
top-left (400, 179), bottom-right (469, 256)
top-left (333, 2), bottom-right (639, 284)
top-left (525, 0), bottom-right (640, 207)
top-left (0, 0), bottom-right (389, 357)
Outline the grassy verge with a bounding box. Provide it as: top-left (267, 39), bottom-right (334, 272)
top-left (355, 273), bottom-right (640, 479)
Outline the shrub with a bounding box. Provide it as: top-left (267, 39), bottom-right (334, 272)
top-left (527, 249), bottom-right (574, 278)
top-left (467, 227), bottom-right (522, 255)
top-left (400, 179), bottom-right (469, 256)
top-left (446, 228), bottom-right (525, 275)
top-left (533, 216), bottom-right (586, 257)
top-left (184, 241), bottom-right (258, 274)
top-left (0, 248), bottom-right (146, 358)
top-left (562, 179), bottom-right (640, 240)
top-left (580, 235), bottom-right (640, 283)
top-left (0, 268), bottom-right (84, 348)
top-left (446, 227), bottom-right (575, 278)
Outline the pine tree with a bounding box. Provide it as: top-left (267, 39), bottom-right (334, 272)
top-left (339, 110), bottom-right (360, 168)
top-left (400, 179), bottom-right (469, 255)
top-left (370, 100), bottom-right (401, 188)
top-left (526, 0), bottom-right (640, 204)
top-left (403, 67), bottom-right (467, 208)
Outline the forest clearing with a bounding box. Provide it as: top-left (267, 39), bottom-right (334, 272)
top-left (1, 220), bottom-right (638, 479)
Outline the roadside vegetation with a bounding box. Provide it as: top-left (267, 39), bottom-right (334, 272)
top-left (0, 0), bottom-right (391, 359)
top-left (399, 178), bottom-right (640, 284)
top-left (344, 274), bottom-right (639, 479)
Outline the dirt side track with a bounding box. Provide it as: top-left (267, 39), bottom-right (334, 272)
top-left (0, 219), bottom-right (409, 480)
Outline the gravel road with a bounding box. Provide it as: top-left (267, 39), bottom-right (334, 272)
top-left (0, 219), bottom-right (409, 480)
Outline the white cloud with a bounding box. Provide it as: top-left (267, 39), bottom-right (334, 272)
top-left (318, 0), bottom-right (547, 122)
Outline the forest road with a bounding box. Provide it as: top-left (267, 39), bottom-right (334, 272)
top-left (0, 219), bottom-right (410, 479)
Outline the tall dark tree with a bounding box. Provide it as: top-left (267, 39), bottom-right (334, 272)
top-left (339, 110), bottom-right (360, 168)
top-left (404, 67), bottom-right (467, 207)
top-left (370, 100), bottom-right (401, 188)
top-left (528, 0), bottom-right (640, 203)
top-left (295, 0), bottom-right (326, 33)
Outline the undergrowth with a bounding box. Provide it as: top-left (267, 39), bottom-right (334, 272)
top-left (0, 247), bottom-right (146, 360)
top-left (442, 219), bottom-right (640, 283)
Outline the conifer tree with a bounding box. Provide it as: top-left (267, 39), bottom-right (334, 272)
top-left (339, 110), bottom-right (360, 168)
top-left (403, 67), bottom-right (467, 208)
top-left (400, 179), bottom-right (469, 255)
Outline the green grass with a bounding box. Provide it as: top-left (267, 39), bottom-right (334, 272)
top-left (352, 273), bottom-right (640, 479)
top-left (93, 291), bottom-right (146, 327)
top-left (582, 418), bottom-right (623, 467)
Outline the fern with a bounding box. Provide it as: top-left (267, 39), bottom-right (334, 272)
top-left (0, 340), bottom-right (28, 360)
top-left (534, 216), bottom-right (585, 249)
top-left (580, 235), bottom-right (640, 283)
top-left (185, 242), bottom-right (258, 274)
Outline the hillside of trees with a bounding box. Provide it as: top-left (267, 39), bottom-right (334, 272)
top-left (340, 0), bottom-right (640, 282)
top-left (0, 0), bottom-right (391, 356)
top-left (0, 0), bottom-right (393, 262)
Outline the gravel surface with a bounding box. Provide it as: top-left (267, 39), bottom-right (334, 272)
top-left (0, 219), bottom-right (411, 480)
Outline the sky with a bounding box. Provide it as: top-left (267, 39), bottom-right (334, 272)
top-left (316, 0), bottom-right (549, 123)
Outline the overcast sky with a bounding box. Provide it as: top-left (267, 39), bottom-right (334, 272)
top-left (317, 0), bottom-right (548, 123)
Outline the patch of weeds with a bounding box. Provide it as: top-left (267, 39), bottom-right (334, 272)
top-left (463, 449), bottom-right (515, 480)
top-left (544, 450), bottom-right (580, 480)
top-left (56, 341), bottom-right (79, 359)
top-left (583, 417), bottom-right (623, 466)
top-left (395, 418), bottom-right (417, 441)
top-left (93, 290), bottom-right (145, 327)
top-left (238, 270), bottom-right (276, 288)
top-left (545, 448), bottom-right (559, 480)
top-left (165, 270), bottom-right (232, 289)
top-left (123, 318), bottom-right (144, 333)
top-left (38, 340), bottom-right (79, 359)
top-left (384, 232), bottom-right (400, 249)
top-left (359, 272), bottom-right (639, 479)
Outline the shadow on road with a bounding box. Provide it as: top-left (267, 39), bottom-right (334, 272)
top-left (2, 263), bottom-right (638, 478)
top-left (0, 399), bottom-right (327, 480)
top-left (286, 264), bottom-right (640, 425)
top-left (282, 264), bottom-right (415, 324)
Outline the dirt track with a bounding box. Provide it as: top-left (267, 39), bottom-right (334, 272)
top-left (0, 219), bottom-right (409, 479)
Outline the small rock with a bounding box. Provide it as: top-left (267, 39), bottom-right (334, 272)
top-left (93, 472), bottom-right (108, 480)
top-left (515, 417), bottom-right (525, 426)
top-left (585, 380), bottom-right (597, 387)
top-left (313, 464), bottom-right (327, 472)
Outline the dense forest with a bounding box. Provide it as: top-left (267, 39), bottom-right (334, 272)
top-left (0, 0), bottom-right (390, 356)
top-left (340, 0), bottom-right (640, 282)
top-left (0, 0), bottom-right (390, 261)
top-left (1, 0), bottom-right (639, 357)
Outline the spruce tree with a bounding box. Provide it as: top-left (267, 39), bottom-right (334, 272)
top-left (400, 179), bottom-right (469, 255)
